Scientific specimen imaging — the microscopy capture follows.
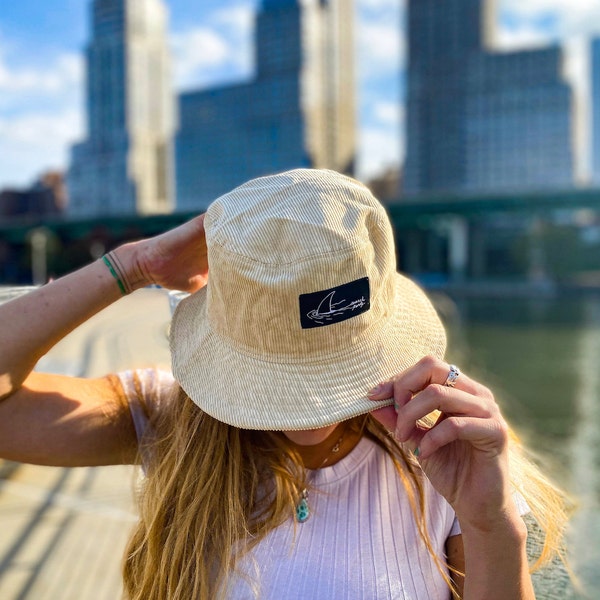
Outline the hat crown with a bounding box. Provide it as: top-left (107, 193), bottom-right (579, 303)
top-left (202, 169), bottom-right (396, 358)
top-left (205, 169), bottom-right (387, 264)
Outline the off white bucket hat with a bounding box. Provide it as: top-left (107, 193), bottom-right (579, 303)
top-left (170, 169), bottom-right (446, 430)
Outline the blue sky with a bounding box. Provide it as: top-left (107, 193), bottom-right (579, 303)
top-left (0, 0), bottom-right (599, 191)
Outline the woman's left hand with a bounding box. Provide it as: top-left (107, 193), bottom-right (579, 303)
top-left (117, 214), bottom-right (209, 294)
top-left (368, 356), bottom-right (514, 531)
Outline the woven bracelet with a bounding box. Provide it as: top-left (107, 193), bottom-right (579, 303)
top-left (102, 254), bottom-right (127, 296)
top-left (108, 250), bottom-right (133, 294)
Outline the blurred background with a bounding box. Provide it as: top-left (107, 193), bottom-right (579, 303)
top-left (1, 0), bottom-right (600, 597)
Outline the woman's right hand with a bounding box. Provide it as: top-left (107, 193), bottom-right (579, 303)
top-left (0, 213), bottom-right (208, 402)
top-left (117, 213), bottom-right (209, 294)
top-left (0, 213), bottom-right (210, 464)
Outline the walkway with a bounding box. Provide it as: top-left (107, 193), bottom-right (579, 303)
top-left (0, 462), bottom-right (137, 599)
top-left (0, 287), bottom-right (173, 599)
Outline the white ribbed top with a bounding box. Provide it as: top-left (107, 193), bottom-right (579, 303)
top-left (120, 369), bottom-right (458, 599)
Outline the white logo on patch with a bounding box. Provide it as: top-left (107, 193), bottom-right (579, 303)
top-left (306, 290), bottom-right (367, 325)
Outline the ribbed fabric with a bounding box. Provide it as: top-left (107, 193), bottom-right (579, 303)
top-left (120, 369), bottom-right (459, 600)
top-left (223, 440), bottom-right (457, 600)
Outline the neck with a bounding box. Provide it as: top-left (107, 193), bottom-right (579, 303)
top-left (284, 420), bottom-right (363, 469)
top-left (283, 424), bottom-right (339, 446)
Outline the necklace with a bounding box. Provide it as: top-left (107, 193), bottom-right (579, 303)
top-left (295, 429), bottom-right (345, 523)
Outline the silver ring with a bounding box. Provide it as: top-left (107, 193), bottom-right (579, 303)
top-left (444, 364), bottom-right (460, 387)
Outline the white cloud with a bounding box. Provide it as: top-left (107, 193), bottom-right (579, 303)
top-left (495, 23), bottom-right (553, 49)
top-left (355, 0), bottom-right (404, 178)
top-left (357, 125), bottom-right (402, 181)
top-left (373, 101), bottom-right (402, 127)
top-left (171, 5), bottom-right (254, 89)
top-left (355, 0), bottom-right (404, 182)
top-left (0, 39), bottom-right (82, 111)
top-left (358, 102), bottom-right (406, 180)
top-left (171, 28), bottom-right (232, 87)
top-left (0, 111), bottom-right (80, 146)
top-left (212, 5), bottom-right (254, 74)
top-left (213, 4), bottom-right (254, 32)
top-left (0, 54), bottom-right (81, 95)
top-left (357, 0), bottom-right (404, 81)
top-left (0, 109), bottom-right (83, 188)
top-left (357, 101), bottom-right (404, 179)
top-left (0, 4), bottom-right (255, 188)
top-left (0, 35), bottom-right (83, 188)
top-left (359, 21), bottom-right (403, 66)
top-left (499, 0), bottom-right (600, 41)
top-left (502, 0), bottom-right (598, 18)
top-left (357, 0), bottom-right (403, 14)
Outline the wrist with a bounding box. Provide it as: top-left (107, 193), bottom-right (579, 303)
top-left (460, 509), bottom-right (528, 542)
top-left (460, 511), bottom-right (532, 600)
top-left (458, 497), bottom-right (526, 538)
top-left (101, 243), bottom-right (152, 294)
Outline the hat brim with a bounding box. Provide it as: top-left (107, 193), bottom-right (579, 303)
top-left (170, 273), bottom-right (446, 430)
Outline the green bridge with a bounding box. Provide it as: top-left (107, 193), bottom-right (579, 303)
top-left (2, 187), bottom-right (600, 285)
top-left (1, 187), bottom-right (600, 243)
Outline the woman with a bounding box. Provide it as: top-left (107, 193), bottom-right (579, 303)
top-left (0, 169), bottom-right (571, 599)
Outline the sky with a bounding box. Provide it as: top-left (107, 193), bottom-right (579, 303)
top-left (1, 0), bottom-right (600, 192)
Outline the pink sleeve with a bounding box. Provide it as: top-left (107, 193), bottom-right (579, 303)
top-left (117, 369), bottom-right (176, 444)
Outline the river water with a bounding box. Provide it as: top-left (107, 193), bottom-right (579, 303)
top-left (441, 294), bottom-right (600, 596)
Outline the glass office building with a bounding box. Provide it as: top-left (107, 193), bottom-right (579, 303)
top-left (176, 0), bottom-right (355, 211)
top-left (592, 38), bottom-right (600, 185)
top-left (68, 0), bottom-right (176, 216)
top-left (405, 0), bottom-right (573, 196)
top-left (464, 49), bottom-right (572, 193)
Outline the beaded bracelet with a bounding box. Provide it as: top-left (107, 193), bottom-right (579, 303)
top-left (102, 254), bottom-right (128, 296)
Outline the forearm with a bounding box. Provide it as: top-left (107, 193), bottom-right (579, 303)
top-left (0, 245), bottom-right (147, 399)
top-left (461, 511), bottom-right (533, 600)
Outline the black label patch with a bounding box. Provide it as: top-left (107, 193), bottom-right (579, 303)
top-left (299, 277), bottom-right (370, 329)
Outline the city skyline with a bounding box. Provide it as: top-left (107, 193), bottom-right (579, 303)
top-left (2, 0), bottom-right (600, 193)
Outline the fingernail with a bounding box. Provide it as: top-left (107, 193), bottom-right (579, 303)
top-left (413, 447), bottom-right (421, 458)
top-left (393, 400), bottom-right (399, 413)
top-left (368, 383), bottom-right (384, 397)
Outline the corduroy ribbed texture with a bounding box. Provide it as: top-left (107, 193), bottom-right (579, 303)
top-left (170, 169), bottom-right (446, 430)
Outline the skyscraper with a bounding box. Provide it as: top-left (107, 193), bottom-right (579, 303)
top-left (591, 38), bottom-right (600, 185)
top-left (405, 0), bottom-right (573, 196)
top-left (176, 0), bottom-right (355, 211)
top-left (67, 0), bottom-right (176, 216)
top-left (464, 48), bottom-right (572, 194)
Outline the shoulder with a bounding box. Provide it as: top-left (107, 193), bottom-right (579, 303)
top-left (116, 368), bottom-right (177, 442)
top-left (116, 368), bottom-right (176, 405)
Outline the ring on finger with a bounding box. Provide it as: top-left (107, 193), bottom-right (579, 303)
top-left (443, 364), bottom-right (460, 387)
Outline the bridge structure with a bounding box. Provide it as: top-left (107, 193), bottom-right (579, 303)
top-left (387, 188), bottom-right (600, 282)
top-left (387, 187), bottom-right (600, 222)
top-left (1, 187), bottom-right (600, 284)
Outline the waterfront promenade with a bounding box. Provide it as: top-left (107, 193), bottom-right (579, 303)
top-left (0, 462), bottom-right (137, 599)
top-left (0, 288), bottom-right (173, 599)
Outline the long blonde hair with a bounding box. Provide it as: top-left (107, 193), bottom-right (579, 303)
top-left (122, 386), bottom-right (572, 600)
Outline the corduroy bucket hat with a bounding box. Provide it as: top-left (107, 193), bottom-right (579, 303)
top-left (170, 169), bottom-right (446, 430)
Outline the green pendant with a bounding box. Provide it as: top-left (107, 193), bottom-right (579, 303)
top-left (296, 492), bottom-right (310, 523)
